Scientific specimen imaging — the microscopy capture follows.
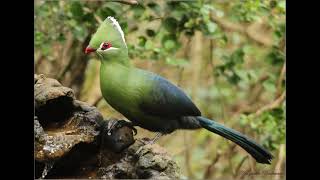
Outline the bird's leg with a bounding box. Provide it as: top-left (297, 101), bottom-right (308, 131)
top-left (149, 132), bottom-right (163, 144)
top-left (107, 119), bottom-right (137, 136)
top-left (135, 132), bottom-right (163, 155)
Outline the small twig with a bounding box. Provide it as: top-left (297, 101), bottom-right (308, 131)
top-left (210, 14), bottom-right (245, 33)
top-left (209, 39), bottom-right (214, 70)
top-left (58, 53), bottom-right (76, 82)
top-left (203, 144), bottom-right (236, 179)
top-left (238, 166), bottom-right (251, 180)
top-left (93, 14), bottom-right (103, 24)
top-left (274, 144), bottom-right (285, 180)
top-left (249, 157), bottom-right (257, 177)
top-left (108, 0), bottom-right (139, 5)
top-left (184, 132), bottom-right (194, 178)
top-left (203, 152), bottom-right (221, 179)
top-left (254, 91), bottom-right (285, 117)
top-left (227, 144), bottom-right (237, 170)
top-left (149, 17), bottom-right (164, 21)
top-left (226, 75), bottom-right (269, 115)
top-left (177, 67), bottom-right (184, 86)
top-left (276, 63), bottom-right (286, 97)
top-left (35, 55), bottom-right (44, 71)
top-left (177, 37), bottom-right (192, 86)
top-left (234, 156), bottom-right (249, 178)
top-left (57, 32), bottom-right (74, 81)
top-left (248, 75), bottom-right (269, 105)
top-left (210, 14), bottom-right (273, 47)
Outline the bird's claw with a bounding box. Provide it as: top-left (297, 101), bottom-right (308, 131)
top-left (108, 120), bottom-right (137, 136)
top-left (134, 132), bottom-right (163, 156)
top-left (135, 146), bottom-right (143, 156)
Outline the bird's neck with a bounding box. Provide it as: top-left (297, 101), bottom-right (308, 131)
top-left (100, 53), bottom-right (131, 68)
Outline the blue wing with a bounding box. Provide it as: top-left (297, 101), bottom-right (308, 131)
top-left (139, 75), bottom-right (201, 118)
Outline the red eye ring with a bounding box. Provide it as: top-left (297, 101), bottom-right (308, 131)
top-left (101, 42), bottom-right (112, 50)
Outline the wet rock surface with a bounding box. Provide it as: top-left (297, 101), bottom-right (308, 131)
top-left (34, 74), bottom-right (180, 179)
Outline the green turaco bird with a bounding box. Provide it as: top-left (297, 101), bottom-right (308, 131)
top-left (85, 16), bottom-right (273, 164)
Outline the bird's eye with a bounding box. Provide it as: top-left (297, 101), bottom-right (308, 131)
top-left (101, 42), bottom-right (112, 50)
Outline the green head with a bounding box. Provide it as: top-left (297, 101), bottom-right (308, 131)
top-left (85, 16), bottom-right (128, 61)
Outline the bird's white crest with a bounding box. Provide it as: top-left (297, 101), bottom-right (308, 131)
top-left (106, 16), bottom-right (126, 46)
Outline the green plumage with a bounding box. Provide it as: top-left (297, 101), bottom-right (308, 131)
top-left (86, 16), bottom-right (273, 164)
top-left (100, 61), bottom-right (153, 123)
top-left (99, 60), bottom-right (200, 133)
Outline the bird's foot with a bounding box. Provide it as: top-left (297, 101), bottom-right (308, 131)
top-left (107, 120), bottom-right (137, 136)
top-left (135, 146), bottom-right (144, 155)
top-left (135, 132), bottom-right (163, 155)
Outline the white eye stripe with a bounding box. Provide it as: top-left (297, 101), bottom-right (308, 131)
top-left (99, 43), bottom-right (104, 51)
top-left (103, 47), bottom-right (118, 51)
top-left (99, 42), bottom-right (106, 49)
top-left (99, 43), bottom-right (103, 48)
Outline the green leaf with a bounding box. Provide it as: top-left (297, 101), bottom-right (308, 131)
top-left (120, 22), bottom-right (128, 33)
top-left (229, 72), bottom-right (241, 84)
top-left (266, 47), bottom-right (285, 65)
top-left (184, 19), bottom-right (195, 28)
top-left (171, 9), bottom-right (185, 21)
top-left (35, 31), bottom-right (44, 47)
top-left (278, 1), bottom-right (286, 12)
top-left (82, 13), bottom-right (94, 23)
top-left (239, 115), bottom-right (249, 126)
top-left (164, 39), bottom-right (175, 50)
top-left (145, 40), bottom-right (153, 50)
top-left (161, 34), bottom-right (177, 44)
top-left (73, 26), bottom-right (87, 41)
top-left (207, 21), bottom-right (217, 33)
top-left (165, 57), bottom-right (188, 67)
top-left (98, 7), bottom-right (116, 18)
top-left (131, 4), bottom-right (145, 18)
top-left (138, 36), bottom-right (147, 47)
top-left (231, 48), bottom-right (245, 64)
top-left (263, 79), bottom-right (276, 93)
top-left (163, 17), bottom-right (178, 32)
top-left (70, 2), bottom-right (83, 20)
top-left (147, 2), bottom-right (161, 15)
top-left (146, 29), bottom-right (156, 37)
top-left (200, 4), bottom-right (214, 15)
top-left (57, 33), bottom-right (65, 42)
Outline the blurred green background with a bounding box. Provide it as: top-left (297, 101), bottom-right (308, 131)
top-left (35, 0), bottom-right (285, 179)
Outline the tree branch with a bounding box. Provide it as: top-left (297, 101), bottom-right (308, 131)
top-left (233, 155), bottom-right (249, 178)
top-left (108, 0), bottom-right (139, 5)
top-left (184, 132), bottom-right (194, 178)
top-left (203, 152), bottom-right (221, 179)
top-left (210, 14), bottom-right (273, 47)
top-left (276, 63), bottom-right (286, 97)
top-left (254, 91), bottom-right (285, 117)
top-left (230, 74), bottom-right (269, 117)
top-left (274, 144), bottom-right (285, 180)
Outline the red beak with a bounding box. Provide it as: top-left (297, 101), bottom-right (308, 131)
top-left (85, 46), bottom-right (96, 54)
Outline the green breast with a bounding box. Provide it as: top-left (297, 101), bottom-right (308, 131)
top-left (99, 62), bottom-right (152, 119)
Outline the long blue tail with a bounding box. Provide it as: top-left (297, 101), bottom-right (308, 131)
top-left (197, 116), bottom-right (273, 164)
